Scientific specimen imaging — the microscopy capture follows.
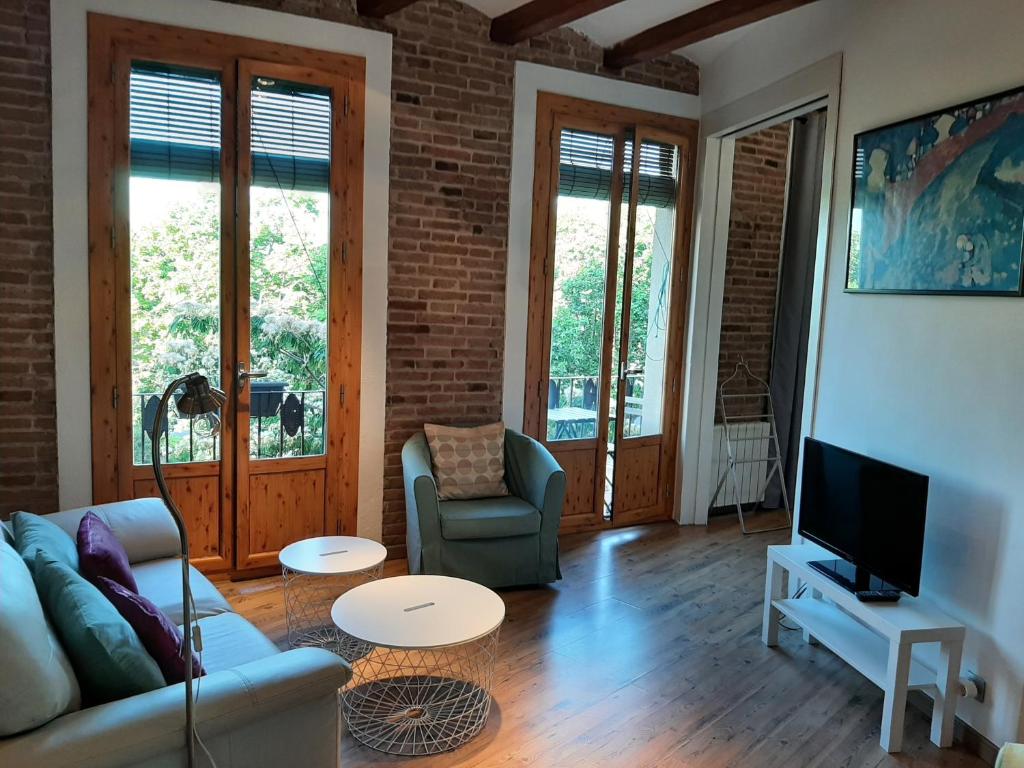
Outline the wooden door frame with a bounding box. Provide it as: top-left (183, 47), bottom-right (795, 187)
top-left (87, 14), bottom-right (365, 572)
top-left (523, 92), bottom-right (698, 534)
top-left (234, 59), bottom-right (364, 570)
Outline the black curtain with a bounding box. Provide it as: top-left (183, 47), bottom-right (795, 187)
top-left (766, 109), bottom-right (827, 509)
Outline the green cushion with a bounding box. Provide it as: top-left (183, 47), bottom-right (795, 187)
top-left (13, 511), bottom-right (79, 573)
top-left (32, 552), bottom-right (165, 704)
top-left (0, 541), bottom-right (81, 736)
top-left (439, 496), bottom-right (541, 540)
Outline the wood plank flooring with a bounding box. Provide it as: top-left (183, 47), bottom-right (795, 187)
top-left (218, 516), bottom-right (986, 768)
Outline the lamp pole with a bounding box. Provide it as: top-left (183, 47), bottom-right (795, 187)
top-left (151, 372), bottom-right (225, 768)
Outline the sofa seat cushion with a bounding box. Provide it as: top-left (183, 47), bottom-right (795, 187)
top-left (191, 613), bottom-right (280, 673)
top-left (132, 559), bottom-right (232, 626)
top-left (439, 496), bottom-right (541, 541)
top-left (0, 541), bottom-right (81, 736)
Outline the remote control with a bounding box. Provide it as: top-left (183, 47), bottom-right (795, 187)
top-left (855, 589), bottom-right (901, 602)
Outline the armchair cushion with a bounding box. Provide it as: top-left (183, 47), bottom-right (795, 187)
top-left (424, 421), bottom-right (509, 500)
top-left (439, 496), bottom-right (541, 540)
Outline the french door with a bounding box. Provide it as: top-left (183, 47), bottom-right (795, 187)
top-left (525, 93), bottom-right (696, 532)
top-left (88, 16), bottom-right (364, 573)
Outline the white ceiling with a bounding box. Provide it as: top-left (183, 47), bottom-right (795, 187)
top-left (462, 0), bottom-right (761, 67)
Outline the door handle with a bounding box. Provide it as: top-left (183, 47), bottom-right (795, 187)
top-left (237, 362), bottom-right (268, 393)
top-left (619, 363), bottom-right (645, 380)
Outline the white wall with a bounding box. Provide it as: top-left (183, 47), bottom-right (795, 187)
top-left (701, 0), bottom-right (1024, 745)
top-left (50, 0), bottom-right (392, 540)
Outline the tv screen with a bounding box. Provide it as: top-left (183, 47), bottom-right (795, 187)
top-left (798, 438), bottom-right (929, 595)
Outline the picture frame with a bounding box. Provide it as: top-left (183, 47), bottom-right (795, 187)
top-left (845, 85), bottom-right (1024, 296)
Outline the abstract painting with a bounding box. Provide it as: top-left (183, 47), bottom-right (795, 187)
top-left (846, 86), bottom-right (1024, 295)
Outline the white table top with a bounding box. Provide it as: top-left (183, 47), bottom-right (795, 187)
top-left (331, 575), bottom-right (505, 650)
top-left (278, 536), bottom-right (387, 576)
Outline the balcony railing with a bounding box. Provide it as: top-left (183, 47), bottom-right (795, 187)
top-left (546, 374), bottom-right (645, 441)
top-left (133, 386), bottom-right (326, 465)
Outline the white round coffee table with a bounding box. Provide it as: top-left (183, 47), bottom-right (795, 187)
top-left (332, 575), bottom-right (505, 756)
top-left (278, 536), bottom-right (386, 661)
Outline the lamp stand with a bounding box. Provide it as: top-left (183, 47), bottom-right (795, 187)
top-left (152, 374), bottom-right (197, 768)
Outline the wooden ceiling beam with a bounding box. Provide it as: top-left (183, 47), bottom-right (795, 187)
top-left (604, 0), bottom-right (820, 69)
top-left (356, 0), bottom-right (419, 18)
top-left (490, 0), bottom-right (627, 45)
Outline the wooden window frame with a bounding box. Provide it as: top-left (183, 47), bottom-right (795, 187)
top-left (87, 14), bottom-right (365, 569)
top-left (524, 92), bottom-right (698, 532)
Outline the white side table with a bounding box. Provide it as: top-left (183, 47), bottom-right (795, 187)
top-left (332, 575), bottom-right (505, 756)
top-left (278, 536), bottom-right (386, 661)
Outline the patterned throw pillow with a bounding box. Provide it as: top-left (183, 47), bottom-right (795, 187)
top-left (424, 422), bottom-right (509, 501)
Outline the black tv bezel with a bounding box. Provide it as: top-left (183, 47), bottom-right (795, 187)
top-left (798, 437), bottom-right (929, 597)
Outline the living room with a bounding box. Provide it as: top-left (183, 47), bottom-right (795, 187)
top-left (1, 0), bottom-right (1023, 766)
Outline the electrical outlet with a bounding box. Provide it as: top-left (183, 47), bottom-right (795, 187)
top-left (966, 671), bottom-right (983, 704)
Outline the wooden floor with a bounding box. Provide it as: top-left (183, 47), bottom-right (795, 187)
top-left (219, 516), bottom-right (986, 768)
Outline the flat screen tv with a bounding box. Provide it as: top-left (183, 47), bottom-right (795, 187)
top-left (798, 437), bottom-right (929, 596)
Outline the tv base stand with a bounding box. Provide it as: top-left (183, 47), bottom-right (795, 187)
top-left (762, 544), bottom-right (966, 753)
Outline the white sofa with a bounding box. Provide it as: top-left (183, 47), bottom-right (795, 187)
top-left (0, 498), bottom-right (350, 768)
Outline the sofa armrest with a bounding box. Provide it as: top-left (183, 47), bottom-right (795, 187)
top-left (505, 430), bottom-right (566, 522)
top-left (0, 648), bottom-right (350, 768)
top-left (403, 433), bottom-right (443, 573)
top-left (44, 498), bottom-right (182, 564)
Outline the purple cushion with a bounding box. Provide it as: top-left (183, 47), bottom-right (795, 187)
top-left (77, 512), bottom-right (137, 593)
top-left (95, 577), bottom-right (205, 684)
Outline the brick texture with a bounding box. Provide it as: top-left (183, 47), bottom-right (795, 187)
top-left (0, 0), bottom-right (698, 553)
top-left (715, 122), bottom-right (791, 420)
top-left (0, 0), bottom-right (58, 518)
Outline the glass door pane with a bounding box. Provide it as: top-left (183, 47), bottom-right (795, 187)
top-left (623, 139), bottom-right (680, 439)
top-left (247, 75), bottom-right (331, 459)
top-left (128, 62), bottom-right (222, 465)
top-left (545, 127), bottom-right (618, 443)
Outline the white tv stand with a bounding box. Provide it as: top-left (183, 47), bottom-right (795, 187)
top-left (762, 544), bottom-right (966, 753)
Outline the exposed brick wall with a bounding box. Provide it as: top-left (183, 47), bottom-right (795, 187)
top-left (0, 0), bottom-right (58, 518)
top-left (715, 122), bottom-right (791, 420)
top-left (0, 0), bottom-right (698, 554)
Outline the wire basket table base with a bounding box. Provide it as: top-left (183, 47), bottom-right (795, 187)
top-left (283, 565), bottom-right (383, 662)
top-left (342, 631), bottom-right (499, 755)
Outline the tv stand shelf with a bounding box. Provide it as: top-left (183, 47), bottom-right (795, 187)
top-left (762, 544), bottom-right (966, 754)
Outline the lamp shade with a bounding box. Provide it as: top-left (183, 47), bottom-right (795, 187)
top-left (175, 374), bottom-right (227, 417)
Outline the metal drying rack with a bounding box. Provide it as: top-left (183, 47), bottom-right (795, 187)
top-left (708, 360), bottom-right (792, 534)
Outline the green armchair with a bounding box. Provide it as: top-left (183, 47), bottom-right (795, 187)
top-left (402, 428), bottom-right (566, 588)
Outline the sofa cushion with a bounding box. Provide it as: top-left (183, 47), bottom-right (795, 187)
top-left (190, 612), bottom-right (280, 674)
top-left (13, 511), bottom-right (79, 573)
top-left (96, 576), bottom-right (205, 684)
top-left (424, 421), bottom-right (509, 500)
top-left (78, 511), bottom-right (138, 592)
top-left (44, 498), bottom-right (182, 564)
top-left (0, 541), bottom-right (81, 736)
top-left (32, 553), bottom-right (165, 704)
top-left (439, 496), bottom-right (541, 540)
top-left (132, 558), bottom-right (232, 625)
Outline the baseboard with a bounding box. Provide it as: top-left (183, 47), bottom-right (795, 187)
top-left (907, 690), bottom-right (1001, 766)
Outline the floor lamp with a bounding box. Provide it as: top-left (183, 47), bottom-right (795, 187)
top-left (152, 372), bottom-right (227, 768)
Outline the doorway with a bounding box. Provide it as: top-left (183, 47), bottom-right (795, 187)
top-left (523, 94), bottom-right (697, 533)
top-left (87, 16), bottom-right (364, 573)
